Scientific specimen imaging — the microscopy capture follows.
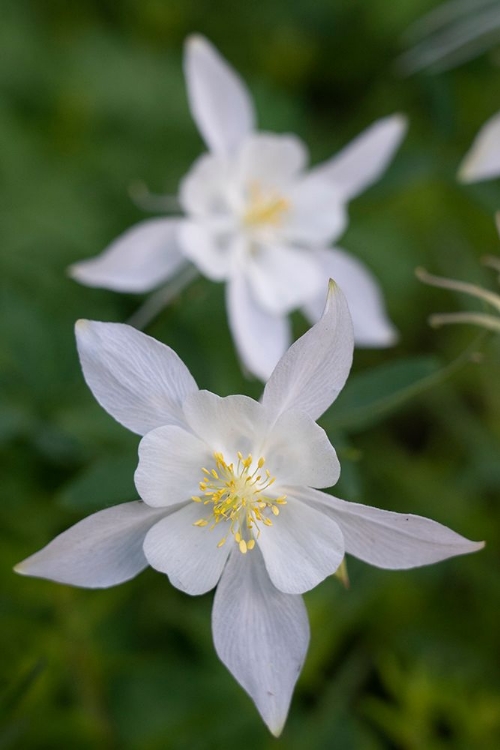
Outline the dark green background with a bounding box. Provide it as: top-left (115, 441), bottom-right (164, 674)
top-left (2, 1), bottom-right (500, 747)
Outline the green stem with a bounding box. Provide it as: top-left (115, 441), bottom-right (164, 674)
top-left (416, 267), bottom-right (500, 313)
top-left (429, 311), bottom-right (500, 333)
top-left (127, 265), bottom-right (199, 330)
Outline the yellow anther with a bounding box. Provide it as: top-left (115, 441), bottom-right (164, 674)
top-left (191, 451), bottom-right (284, 553)
top-left (243, 182), bottom-right (290, 228)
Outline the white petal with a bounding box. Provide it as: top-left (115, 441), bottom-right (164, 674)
top-left (310, 114), bottom-right (407, 201)
top-left (69, 219), bottom-right (187, 293)
top-left (226, 268), bottom-right (291, 381)
top-left (300, 487), bottom-right (485, 569)
top-left (246, 243), bottom-right (324, 315)
top-left (75, 320), bottom-right (198, 436)
top-left (183, 390), bottom-right (268, 458)
top-left (143, 502), bottom-right (230, 594)
top-left (184, 35), bottom-right (255, 156)
top-left (262, 280), bottom-right (354, 421)
top-left (177, 220), bottom-right (236, 281)
top-left (284, 174), bottom-right (347, 245)
top-left (14, 502), bottom-right (168, 588)
top-left (459, 111), bottom-right (500, 183)
top-left (257, 494), bottom-right (344, 594)
top-left (303, 248), bottom-right (398, 347)
top-left (212, 547), bottom-right (309, 736)
top-left (135, 426), bottom-right (211, 507)
top-left (179, 152), bottom-right (233, 217)
top-left (236, 133), bottom-right (308, 189)
top-left (263, 410), bottom-right (339, 488)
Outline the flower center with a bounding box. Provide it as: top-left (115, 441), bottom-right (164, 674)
top-left (191, 452), bottom-right (287, 553)
top-left (242, 181), bottom-right (290, 228)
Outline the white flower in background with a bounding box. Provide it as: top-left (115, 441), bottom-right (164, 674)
top-left (69, 34), bottom-right (406, 380)
top-left (15, 283), bottom-right (483, 736)
top-left (459, 110), bottom-right (500, 183)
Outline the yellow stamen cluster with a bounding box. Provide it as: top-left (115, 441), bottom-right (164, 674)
top-left (243, 182), bottom-right (290, 228)
top-left (191, 452), bottom-right (287, 553)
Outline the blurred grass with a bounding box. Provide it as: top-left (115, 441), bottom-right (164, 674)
top-left (2, 0), bottom-right (500, 747)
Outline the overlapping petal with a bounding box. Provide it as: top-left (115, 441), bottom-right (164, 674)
top-left (143, 502), bottom-right (229, 595)
top-left (179, 153), bottom-right (233, 217)
top-left (257, 496), bottom-right (344, 594)
top-left (246, 243), bottom-right (324, 315)
top-left (262, 280), bottom-right (354, 421)
top-left (262, 410), bottom-right (340, 489)
top-left (303, 248), bottom-right (398, 347)
top-left (177, 221), bottom-right (236, 280)
top-left (459, 110), bottom-right (500, 183)
top-left (76, 320), bottom-right (198, 435)
top-left (284, 174), bottom-right (347, 245)
top-left (226, 268), bottom-right (291, 381)
top-left (135, 425), bottom-right (211, 507)
top-left (15, 502), bottom-right (169, 587)
top-left (182, 390), bottom-right (269, 461)
top-left (212, 548), bottom-right (309, 737)
top-left (184, 35), bottom-right (256, 156)
top-left (310, 114), bottom-right (407, 200)
top-left (68, 219), bottom-right (187, 293)
top-left (236, 132), bottom-right (308, 189)
top-left (299, 487), bottom-right (485, 568)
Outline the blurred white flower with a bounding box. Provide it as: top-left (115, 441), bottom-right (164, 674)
top-left (459, 110), bottom-right (500, 183)
top-left (69, 34), bottom-right (405, 380)
top-left (16, 282), bottom-right (483, 736)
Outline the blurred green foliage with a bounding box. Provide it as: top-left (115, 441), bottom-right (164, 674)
top-left (2, 0), bottom-right (500, 747)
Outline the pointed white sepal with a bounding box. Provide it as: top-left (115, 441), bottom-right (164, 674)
top-left (212, 548), bottom-right (309, 736)
top-left (75, 320), bottom-right (198, 436)
top-left (310, 114), bottom-right (407, 200)
top-left (14, 502), bottom-right (169, 588)
top-left (69, 219), bottom-right (187, 293)
top-left (262, 280), bottom-right (354, 421)
top-left (226, 269), bottom-right (291, 382)
top-left (184, 34), bottom-right (256, 156)
top-left (303, 248), bottom-right (398, 347)
top-left (299, 488), bottom-right (485, 568)
top-left (459, 111), bottom-right (500, 183)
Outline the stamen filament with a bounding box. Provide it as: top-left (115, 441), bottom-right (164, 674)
top-left (191, 451), bottom-right (286, 553)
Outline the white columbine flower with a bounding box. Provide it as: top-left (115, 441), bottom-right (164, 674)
top-left (69, 34), bottom-right (406, 381)
top-left (459, 110), bottom-right (500, 183)
top-left (15, 283), bottom-right (483, 735)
